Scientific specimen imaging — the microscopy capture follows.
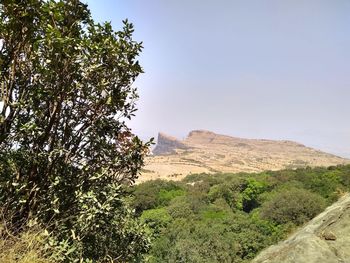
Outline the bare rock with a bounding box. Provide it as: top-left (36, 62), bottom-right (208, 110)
top-left (252, 193), bottom-right (350, 263)
top-left (152, 132), bottom-right (189, 155)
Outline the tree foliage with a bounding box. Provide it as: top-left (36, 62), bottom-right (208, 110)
top-left (0, 0), bottom-right (151, 261)
top-left (133, 165), bottom-right (350, 262)
top-left (260, 188), bottom-right (326, 225)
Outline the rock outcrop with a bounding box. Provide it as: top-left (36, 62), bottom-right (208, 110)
top-left (139, 130), bottom-right (349, 182)
top-left (152, 132), bottom-right (189, 155)
top-left (253, 193), bottom-right (350, 263)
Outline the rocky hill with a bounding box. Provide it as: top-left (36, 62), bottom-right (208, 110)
top-left (252, 193), bottom-right (350, 263)
top-left (140, 130), bottom-right (349, 182)
top-left (152, 132), bottom-right (189, 155)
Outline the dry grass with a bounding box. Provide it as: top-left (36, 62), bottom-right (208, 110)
top-left (0, 224), bottom-right (52, 263)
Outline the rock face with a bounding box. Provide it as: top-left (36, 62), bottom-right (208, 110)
top-left (139, 130), bottom-right (349, 182)
top-left (252, 193), bottom-right (350, 263)
top-left (152, 133), bottom-right (189, 155)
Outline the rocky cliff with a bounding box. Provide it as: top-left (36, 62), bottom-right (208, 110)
top-left (253, 193), bottom-right (350, 263)
top-left (152, 132), bottom-right (189, 155)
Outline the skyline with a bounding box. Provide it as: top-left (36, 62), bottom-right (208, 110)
top-left (85, 0), bottom-right (350, 158)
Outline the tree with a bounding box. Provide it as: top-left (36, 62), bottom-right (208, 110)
top-left (0, 0), bottom-right (151, 261)
top-left (260, 188), bottom-right (326, 225)
top-left (238, 178), bottom-right (267, 212)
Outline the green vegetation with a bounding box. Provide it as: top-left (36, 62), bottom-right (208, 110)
top-left (260, 188), bottom-right (326, 225)
top-left (0, 0), bottom-right (151, 261)
top-left (133, 165), bottom-right (350, 262)
top-left (1, 1), bottom-right (349, 262)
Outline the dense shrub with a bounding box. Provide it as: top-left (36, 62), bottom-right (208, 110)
top-left (260, 188), bottom-right (326, 225)
top-left (167, 196), bottom-right (194, 219)
top-left (140, 208), bottom-right (172, 235)
top-left (133, 180), bottom-right (184, 213)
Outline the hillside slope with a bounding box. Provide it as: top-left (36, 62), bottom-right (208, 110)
top-left (140, 130), bottom-right (349, 181)
top-left (252, 193), bottom-right (350, 263)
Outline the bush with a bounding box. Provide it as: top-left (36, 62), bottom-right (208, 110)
top-left (158, 189), bottom-right (185, 206)
top-left (133, 180), bottom-right (184, 213)
top-left (208, 184), bottom-right (231, 203)
top-left (167, 196), bottom-right (194, 219)
top-left (201, 208), bottom-right (229, 220)
top-left (260, 188), bottom-right (326, 225)
top-left (140, 208), bottom-right (172, 235)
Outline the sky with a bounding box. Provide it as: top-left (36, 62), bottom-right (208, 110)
top-left (85, 0), bottom-right (350, 158)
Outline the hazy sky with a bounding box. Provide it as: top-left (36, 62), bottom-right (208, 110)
top-left (85, 0), bottom-right (350, 158)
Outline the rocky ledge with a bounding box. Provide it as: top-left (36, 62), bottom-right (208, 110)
top-left (152, 132), bottom-right (189, 155)
top-left (253, 193), bottom-right (350, 263)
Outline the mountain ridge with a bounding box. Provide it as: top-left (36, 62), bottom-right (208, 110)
top-left (139, 130), bottom-right (349, 182)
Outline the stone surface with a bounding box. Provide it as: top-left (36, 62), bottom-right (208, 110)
top-left (252, 193), bottom-right (350, 263)
top-left (139, 130), bottom-right (349, 182)
top-left (152, 132), bottom-right (189, 155)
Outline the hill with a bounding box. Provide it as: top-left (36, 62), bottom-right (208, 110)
top-left (140, 130), bottom-right (349, 181)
